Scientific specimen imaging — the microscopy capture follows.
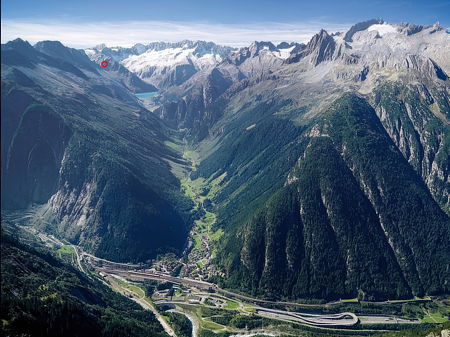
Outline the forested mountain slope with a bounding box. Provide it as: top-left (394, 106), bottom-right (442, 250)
top-left (157, 21), bottom-right (450, 300)
top-left (1, 38), bottom-right (193, 262)
top-left (215, 94), bottom-right (449, 301)
top-left (0, 233), bottom-right (168, 337)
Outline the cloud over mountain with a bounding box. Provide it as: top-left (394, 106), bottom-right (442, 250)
top-left (1, 19), bottom-right (350, 48)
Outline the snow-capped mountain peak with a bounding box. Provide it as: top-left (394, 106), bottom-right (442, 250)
top-left (367, 23), bottom-right (398, 36)
top-left (85, 40), bottom-right (235, 89)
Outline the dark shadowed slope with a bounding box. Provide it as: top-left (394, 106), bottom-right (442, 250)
top-left (1, 39), bottom-right (193, 262)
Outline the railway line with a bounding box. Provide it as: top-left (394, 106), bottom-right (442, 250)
top-left (97, 267), bottom-right (361, 328)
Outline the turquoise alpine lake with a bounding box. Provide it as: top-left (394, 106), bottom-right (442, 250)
top-left (135, 92), bottom-right (157, 99)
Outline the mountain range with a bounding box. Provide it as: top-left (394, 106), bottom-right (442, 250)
top-left (86, 40), bottom-right (235, 89)
top-left (1, 19), bottom-right (449, 307)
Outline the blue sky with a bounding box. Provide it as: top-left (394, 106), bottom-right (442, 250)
top-left (1, 0), bottom-right (449, 47)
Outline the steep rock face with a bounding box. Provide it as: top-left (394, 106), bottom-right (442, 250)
top-left (307, 29), bottom-right (337, 66)
top-left (229, 41), bottom-right (301, 75)
top-left (46, 136), bottom-right (188, 261)
top-left (1, 79), bottom-right (36, 197)
top-left (157, 67), bottom-right (233, 139)
top-left (287, 29), bottom-right (337, 66)
top-left (220, 94), bottom-right (449, 300)
top-left (203, 68), bottom-right (233, 104)
top-left (229, 42), bottom-right (278, 67)
top-left (2, 104), bottom-right (71, 208)
top-left (397, 22), bottom-right (426, 35)
top-left (158, 63), bottom-right (198, 88)
top-left (372, 83), bottom-right (449, 212)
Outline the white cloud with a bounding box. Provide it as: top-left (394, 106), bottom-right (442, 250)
top-left (1, 19), bottom-right (350, 48)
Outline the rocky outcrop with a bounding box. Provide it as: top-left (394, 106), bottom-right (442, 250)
top-left (397, 22), bottom-right (426, 35)
top-left (158, 68), bottom-right (231, 139)
top-left (305, 29), bottom-right (337, 66)
top-left (372, 82), bottom-right (449, 213)
top-left (287, 29), bottom-right (337, 66)
top-left (344, 19), bottom-right (384, 42)
top-left (229, 42), bottom-right (278, 66)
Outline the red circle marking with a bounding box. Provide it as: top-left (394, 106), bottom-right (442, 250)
top-left (100, 60), bottom-right (109, 68)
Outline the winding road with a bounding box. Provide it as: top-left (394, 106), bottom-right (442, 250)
top-left (255, 308), bottom-right (358, 327)
top-left (99, 268), bottom-right (361, 328)
top-left (108, 275), bottom-right (178, 337)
